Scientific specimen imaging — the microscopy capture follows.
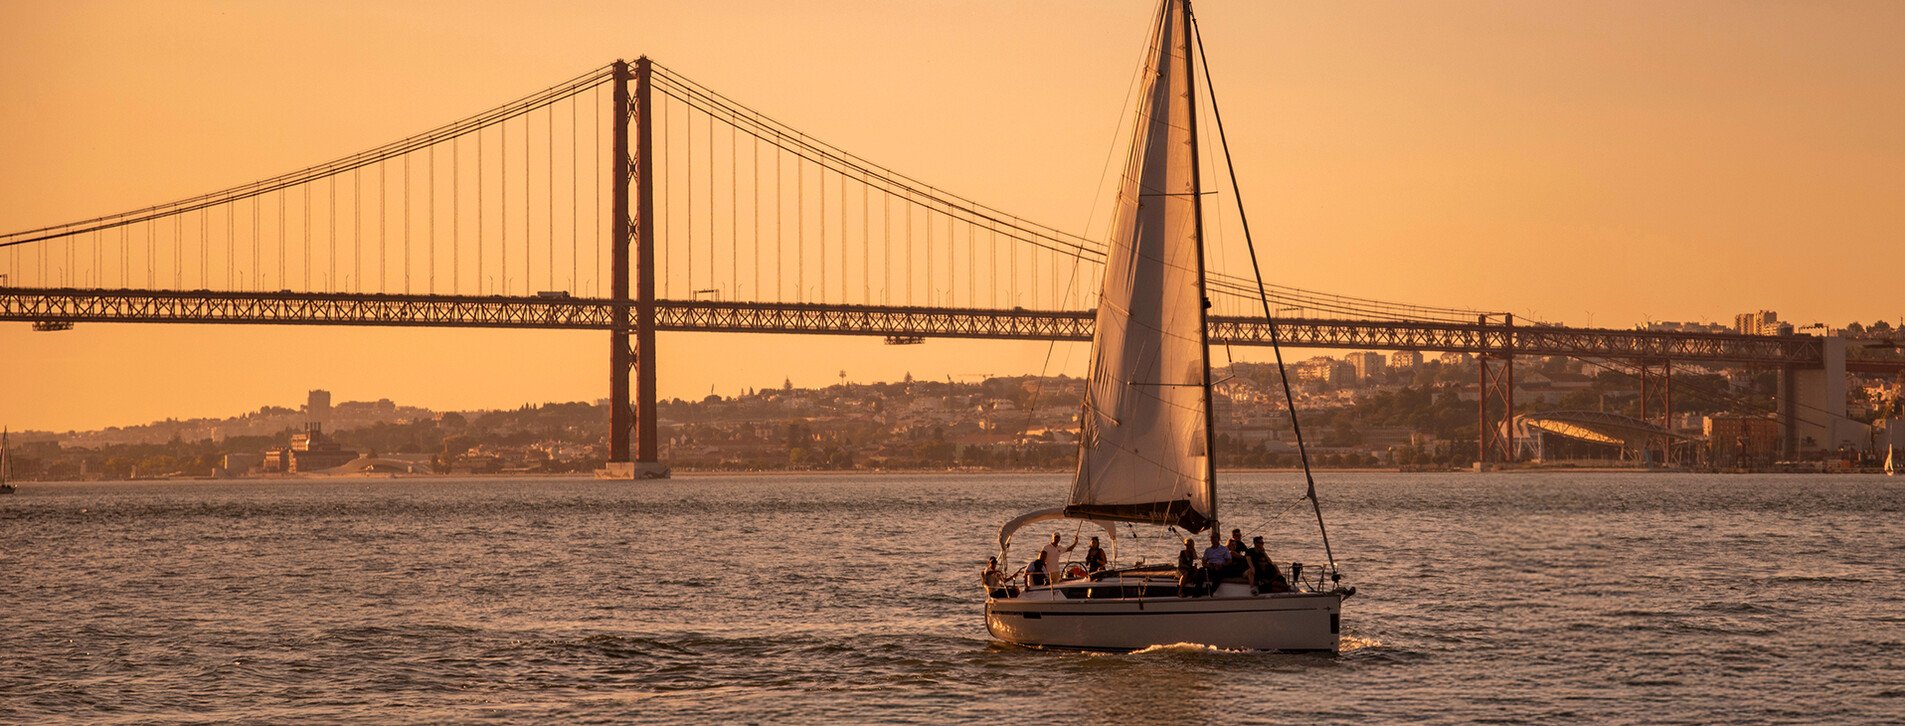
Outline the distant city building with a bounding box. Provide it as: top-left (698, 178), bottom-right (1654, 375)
top-left (306, 389), bottom-right (332, 422)
top-left (1734, 310), bottom-right (1782, 336)
top-left (1439, 352), bottom-right (1472, 366)
top-left (1390, 350), bottom-right (1423, 369)
top-left (263, 422), bottom-right (359, 473)
top-left (1347, 352), bottom-right (1386, 382)
top-left (1643, 321), bottom-right (1731, 334)
top-left (1298, 356), bottom-right (1355, 385)
top-left (1706, 415), bottom-right (1780, 466)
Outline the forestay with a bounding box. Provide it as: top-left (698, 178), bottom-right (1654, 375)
top-left (1064, 0), bottom-right (1215, 533)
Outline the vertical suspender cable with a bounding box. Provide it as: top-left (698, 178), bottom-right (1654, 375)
top-left (525, 112), bottom-right (531, 294)
top-left (731, 117), bottom-right (737, 298)
top-left (572, 93), bottom-right (578, 293)
top-left (430, 145), bottom-right (436, 294)
top-left (502, 118), bottom-right (509, 294)
top-left (404, 154), bottom-right (411, 293)
top-left (329, 176), bottom-right (337, 292)
top-left (686, 102), bottom-right (693, 296)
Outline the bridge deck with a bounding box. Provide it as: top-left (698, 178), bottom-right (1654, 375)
top-left (0, 287), bottom-right (1854, 368)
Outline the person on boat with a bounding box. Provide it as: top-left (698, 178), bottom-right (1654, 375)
top-left (1026, 555), bottom-right (1049, 587)
top-left (982, 556), bottom-right (1017, 598)
top-left (1247, 536), bottom-right (1291, 593)
top-left (1084, 536), bottom-right (1108, 573)
top-left (1176, 537), bottom-right (1200, 597)
top-left (1039, 533), bottom-right (1076, 579)
top-left (1202, 530), bottom-right (1234, 591)
top-left (1227, 528), bottom-right (1247, 553)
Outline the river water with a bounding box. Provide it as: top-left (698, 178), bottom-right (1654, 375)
top-left (4, 472), bottom-right (1902, 724)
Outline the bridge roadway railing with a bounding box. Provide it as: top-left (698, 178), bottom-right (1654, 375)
top-left (0, 287), bottom-right (1833, 368)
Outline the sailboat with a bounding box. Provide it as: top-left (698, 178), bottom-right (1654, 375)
top-left (1, 428), bottom-right (14, 494)
top-left (983, 0), bottom-right (1348, 652)
top-left (1886, 442), bottom-right (1895, 476)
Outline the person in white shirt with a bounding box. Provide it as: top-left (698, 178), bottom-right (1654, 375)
top-left (1039, 532), bottom-right (1076, 580)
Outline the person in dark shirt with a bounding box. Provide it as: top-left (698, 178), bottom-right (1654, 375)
top-left (1084, 536), bottom-right (1109, 573)
top-left (1176, 537), bottom-right (1199, 597)
top-left (1248, 536), bottom-right (1291, 593)
top-left (1026, 555), bottom-right (1048, 587)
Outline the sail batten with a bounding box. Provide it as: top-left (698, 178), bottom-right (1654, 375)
top-left (1066, 0), bottom-right (1214, 534)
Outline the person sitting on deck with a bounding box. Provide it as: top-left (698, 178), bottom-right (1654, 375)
top-left (1202, 530), bottom-right (1234, 592)
top-left (1039, 532), bottom-right (1076, 580)
top-left (1227, 528), bottom-right (1247, 554)
top-left (1026, 555), bottom-right (1049, 587)
top-left (1084, 536), bottom-right (1108, 573)
top-left (1248, 536), bottom-right (1291, 593)
top-left (982, 556), bottom-right (1017, 598)
top-left (1176, 538), bottom-right (1200, 597)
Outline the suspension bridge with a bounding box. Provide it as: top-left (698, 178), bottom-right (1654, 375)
top-left (2, 59), bottom-right (1890, 469)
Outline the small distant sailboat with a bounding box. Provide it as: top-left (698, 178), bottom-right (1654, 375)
top-left (1886, 442), bottom-right (1895, 476)
top-left (982, 0), bottom-right (1349, 652)
top-left (1, 428), bottom-right (15, 494)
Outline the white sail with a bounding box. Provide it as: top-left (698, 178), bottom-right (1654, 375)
top-left (1064, 0), bottom-right (1215, 532)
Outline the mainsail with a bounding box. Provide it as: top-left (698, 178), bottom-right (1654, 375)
top-left (1064, 0), bottom-right (1215, 533)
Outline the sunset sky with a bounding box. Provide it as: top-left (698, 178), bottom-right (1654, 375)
top-left (4, 1), bottom-right (1902, 433)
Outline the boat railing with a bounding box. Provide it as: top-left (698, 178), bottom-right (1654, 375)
top-left (985, 560), bottom-right (1341, 600)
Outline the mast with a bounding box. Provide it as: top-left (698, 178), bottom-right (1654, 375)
top-left (1183, 0), bottom-right (1218, 526)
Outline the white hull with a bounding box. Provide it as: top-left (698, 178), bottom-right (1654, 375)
top-left (985, 580), bottom-right (1342, 652)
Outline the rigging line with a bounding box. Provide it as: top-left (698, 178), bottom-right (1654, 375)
top-left (4, 68), bottom-right (616, 248)
top-left (1193, 11), bottom-right (1335, 575)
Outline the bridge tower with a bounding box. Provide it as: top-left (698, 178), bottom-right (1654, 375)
top-left (1638, 359), bottom-right (1673, 465)
top-left (604, 57), bottom-right (666, 479)
top-left (1477, 313), bottom-right (1515, 465)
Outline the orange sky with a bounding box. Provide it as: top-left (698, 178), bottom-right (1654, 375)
top-left (4, 1), bottom-right (1902, 432)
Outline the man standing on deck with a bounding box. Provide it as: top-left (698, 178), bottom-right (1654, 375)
top-left (1040, 533), bottom-right (1076, 579)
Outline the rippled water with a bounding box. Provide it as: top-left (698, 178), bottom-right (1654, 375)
top-left (4, 472), bottom-right (1903, 724)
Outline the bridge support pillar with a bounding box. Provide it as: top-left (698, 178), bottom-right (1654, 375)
top-left (1477, 314), bottom-right (1515, 465)
top-left (1639, 359), bottom-right (1673, 465)
top-left (603, 58), bottom-right (667, 479)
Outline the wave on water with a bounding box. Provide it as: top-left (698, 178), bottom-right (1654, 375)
top-left (1338, 635), bottom-right (1382, 652)
top-left (1125, 642), bottom-right (1249, 656)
